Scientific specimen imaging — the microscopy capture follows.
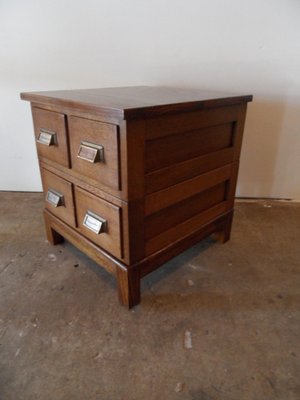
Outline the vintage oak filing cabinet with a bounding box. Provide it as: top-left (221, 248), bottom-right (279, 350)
top-left (20, 87), bottom-right (252, 308)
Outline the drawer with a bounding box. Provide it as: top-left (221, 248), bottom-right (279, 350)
top-left (32, 108), bottom-right (69, 168)
top-left (41, 168), bottom-right (76, 227)
top-left (74, 187), bottom-right (122, 259)
top-left (69, 116), bottom-right (120, 191)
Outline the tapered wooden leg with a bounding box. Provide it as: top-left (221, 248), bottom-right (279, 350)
top-left (44, 211), bottom-right (64, 245)
top-left (116, 265), bottom-right (141, 308)
top-left (215, 211), bottom-right (234, 244)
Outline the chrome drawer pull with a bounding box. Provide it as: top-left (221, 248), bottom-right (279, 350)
top-left (37, 128), bottom-right (57, 146)
top-left (77, 141), bottom-right (104, 163)
top-left (83, 210), bottom-right (107, 234)
top-left (46, 189), bottom-right (64, 207)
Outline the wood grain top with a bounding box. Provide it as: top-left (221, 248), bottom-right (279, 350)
top-left (20, 86), bottom-right (253, 120)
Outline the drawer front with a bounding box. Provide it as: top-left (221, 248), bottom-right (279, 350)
top-left (41, 169), bottom-right (76, 227)
top-left (69, 116), bottom-right (120, 191)
top-left (74, 187), bottom-right (122, 259)
top-left (32, 108), bottom-right (69, 167)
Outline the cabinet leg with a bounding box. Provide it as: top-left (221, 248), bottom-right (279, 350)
top-left (116, 265), bottom-right (141, 308)
top-left (44, 213), bottom-right (64, 245)
top-left (215, 211), bottom-right (233, 244)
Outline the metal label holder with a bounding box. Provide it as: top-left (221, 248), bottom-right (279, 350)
top-left (77, 141), bottom-right (104, 163)
top-left (83, 210), bottom-right (107, 234)
top-left (46, 189), bottom-right (64, 207)
top-left (37, 128), bottom-right (57, 146)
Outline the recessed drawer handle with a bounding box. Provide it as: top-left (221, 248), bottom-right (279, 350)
top-left (77, 141), bottom-right (104, 163)
top-left (37, 128), bottom-right (57, 146)
top-left (46, 189), bottom-right (64, 207)
top-left (83, 210), bottom-right (107, 234)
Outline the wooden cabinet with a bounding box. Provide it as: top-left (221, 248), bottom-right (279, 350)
top-left (21, 86), bottom-right (252, 308)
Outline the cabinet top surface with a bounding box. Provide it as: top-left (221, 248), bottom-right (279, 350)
top-left (21, 86), bottom-right (252, 119)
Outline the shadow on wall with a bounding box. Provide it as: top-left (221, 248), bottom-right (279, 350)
top-left (237, 98), bottom-right (300, 200)
top-left (238, 99), bottom-right (284, 198)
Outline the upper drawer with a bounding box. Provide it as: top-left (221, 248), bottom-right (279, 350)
top-left (69, 116), bottom-right (120, 191)
top-left (32, 108), bottom-right (69, 168)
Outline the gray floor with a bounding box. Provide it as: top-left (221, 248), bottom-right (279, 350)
top-left (0, 192), bottom-right (299, 400)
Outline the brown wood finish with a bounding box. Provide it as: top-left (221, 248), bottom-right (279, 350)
top-left (145, 122), bottom-right (234, 172)
top-left (74, 187), bottom-right (123, 259)
top-left (145, 104), bottom-right (242, 140)
top-left (41, 168), bottom-right (76, 227)
top-left (232, 104), bottom-right (248, 160)
top-left (21, 86), bottom-right (252, 308)
top-left (44, 210), bottom-right (119, 276)
top-left (226, 161), bottom-right (240, 208)
top-left (30, 101), bottom-right (122, 128)
top-left (145, 164), bottom-right (232, 216)
top-left (116, 265), bottom-right (141, 308)
top-left (145, 201), bottom-right (230, 255)
top-left (138, 211), bottom-right (232, 278)
top-left (32, 107), bottom-right (70, 168)
top-left (44, 213), bottom-right (64, 245)
top-left (214, 210), bottom-right (234, 244)
top-left (122, 119), bottom-right (146, 200)
top-left (145, 147), bottom-right (234, 194)
top-left (69, 116), bottom-right (120, 190)
top-left (21, 87), bottom-right (252, 120)
top-left (119, 119), bottom-right (146, 263)
top-left (145, 182), bottom-right (226, 240)
top-left (39, 157), bottom-right (123, 201)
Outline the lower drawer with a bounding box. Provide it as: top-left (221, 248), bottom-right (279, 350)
top-left (41, 168), bottom-right (76, 227)
top-left (74, 187), bottom-right (123, 259)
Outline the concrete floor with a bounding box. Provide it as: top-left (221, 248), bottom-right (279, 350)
top-left (0, 193), bottom-right (299, 400)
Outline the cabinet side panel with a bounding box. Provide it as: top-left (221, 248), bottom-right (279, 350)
top-left (143, 105), bottom-right (248, 256)
top-left (146, 123), bottom-right (233, 172)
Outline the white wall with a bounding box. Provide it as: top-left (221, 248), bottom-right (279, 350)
top-left (1, 0), bottom-right (300, 198)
